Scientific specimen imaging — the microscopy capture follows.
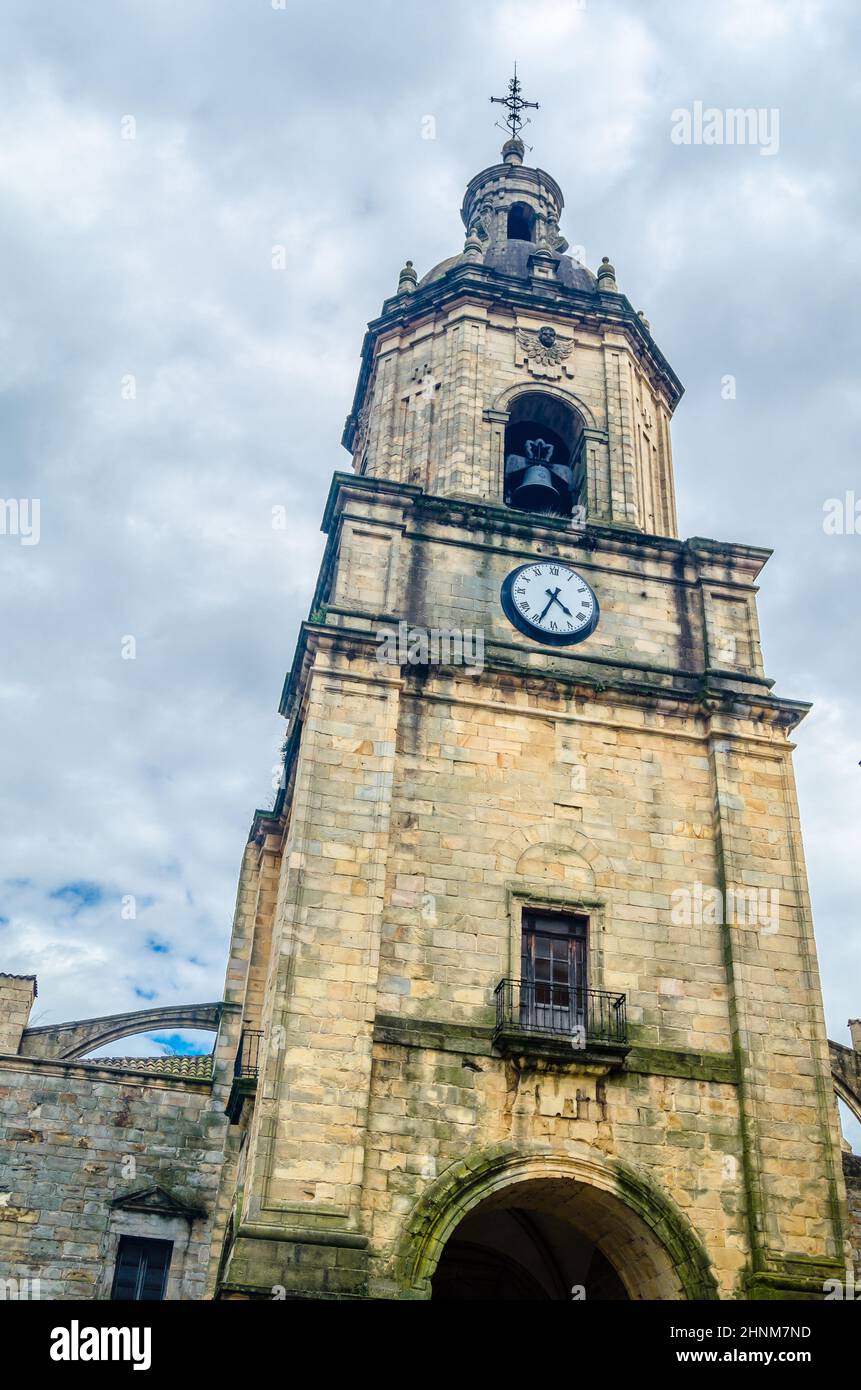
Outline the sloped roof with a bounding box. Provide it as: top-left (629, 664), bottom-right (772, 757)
top-left (93, 1054), bottom-right (213, 1078)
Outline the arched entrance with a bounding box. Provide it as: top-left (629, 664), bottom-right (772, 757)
top-left (399, 1145), bottom-right (718, 1301)
top-left (433, 1180), bottom-right (629, 1299)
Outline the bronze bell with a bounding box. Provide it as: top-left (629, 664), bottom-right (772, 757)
top-left (510, 463), bottom-right (563, 514)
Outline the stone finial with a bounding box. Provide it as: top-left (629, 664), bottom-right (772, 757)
top-left (850, 1019), bottom-right (861, 1052)
top-left (637, 309), bottom-right (651, 334)
top-left (596, 256), bottom-right (618, 293)
top-left (397, 260), bottom-right (418, 295)
top-left (501, 136), bottom-right (525, 166)
top-left (463, 232), bottom-right (484, 263)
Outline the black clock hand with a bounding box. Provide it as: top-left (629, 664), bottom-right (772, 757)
top-left (539, 588), bottom-right (561, 621)
top-left (543, 587), bottom-right (574, 619)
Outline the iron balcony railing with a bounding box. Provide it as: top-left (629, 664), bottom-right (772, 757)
top-left (234, 1028), bottom-right (264, 1079)
top-left (493, 979), bottom-right (628, 1048)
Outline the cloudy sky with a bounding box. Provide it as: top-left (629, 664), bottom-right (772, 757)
top-left (1, 0), bottom-right (859, 1130)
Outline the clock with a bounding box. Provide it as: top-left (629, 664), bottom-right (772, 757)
top-left (501, 560), bottom-right (599, 646)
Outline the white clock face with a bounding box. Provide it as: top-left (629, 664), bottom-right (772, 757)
top-left (501, 561), bottom-right (599, 645)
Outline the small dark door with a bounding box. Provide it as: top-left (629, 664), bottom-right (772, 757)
top-left (111, 1236), bottom-right (173, 1301)
top-left (521, 911), bottom-right (587, 1034)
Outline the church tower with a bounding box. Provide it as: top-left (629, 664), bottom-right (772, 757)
top-left (216, 83), bottom-right (848, 1300)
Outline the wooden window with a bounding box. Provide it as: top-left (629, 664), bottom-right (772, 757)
top-left (111, 1236), bottom-right (173, 1301)
top-left (521, 910), bottom-right (588, 1033)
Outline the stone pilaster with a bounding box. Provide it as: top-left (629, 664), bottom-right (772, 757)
top-left (223, 649), bottom-right (401, 1296)
top-left (708, 731), bottom-right (847, 1295)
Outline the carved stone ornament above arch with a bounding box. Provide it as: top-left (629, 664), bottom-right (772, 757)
top-left (516, 325), bottom-right (575, 381)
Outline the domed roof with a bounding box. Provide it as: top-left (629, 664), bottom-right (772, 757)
top-left (417, 239), bottom-right (597, 292)
top-left (417, 253), bottom-right (468, 288)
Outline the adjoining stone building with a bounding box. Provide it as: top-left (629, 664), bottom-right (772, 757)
top-left (0, 976), bottom-right (242, 1300)
top-left (2, 119), bottom-right (860, 1301)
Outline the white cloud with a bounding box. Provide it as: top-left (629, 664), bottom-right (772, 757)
top-left (0, 0), bottom-right (858, 1055)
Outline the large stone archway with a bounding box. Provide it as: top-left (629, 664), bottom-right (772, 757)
top-left (831, 1041), bottom-right (861, 1128)
top-left (398, 1144), bottom-right (718, 1301)
top-left (19, 1001), bottom-right (224, 1059)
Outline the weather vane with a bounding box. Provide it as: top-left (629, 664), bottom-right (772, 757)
top-left (490, 64), bottom-right (539, 141)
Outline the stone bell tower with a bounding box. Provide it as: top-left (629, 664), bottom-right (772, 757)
top-left (345, 130), bottom-right (678, 537)
top-left (216, 84), bottom-right (848, 1300)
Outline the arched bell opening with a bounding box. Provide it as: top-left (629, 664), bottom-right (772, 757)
top-left (503, 391), bottom-right (586, 518)
top-left (507, 202), bottom-right (536, 242)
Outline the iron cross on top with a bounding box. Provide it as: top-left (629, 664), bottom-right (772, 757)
top-left (490, 65), bottom-right (539, 139)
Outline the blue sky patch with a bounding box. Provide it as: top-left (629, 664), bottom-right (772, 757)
top-left (148, 1032), bottom-right (211, 1056)
top-left (49, 881), bottom-right (104, 913)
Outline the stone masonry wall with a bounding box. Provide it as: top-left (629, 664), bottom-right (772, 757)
top-left (222, 463), bottom-right (846, 1297)
top-left (357, 303), bottom-right (678, 536)
top-left (378, 678), bottom-right (732, 1052)
top-left (0, 1057), bottom-right (230, 1300)
top-left (364, 657), bottom-right (841, 1280)
top-left (844, 1153), bottom-right (861, 1283)
top-left (361, 1037), bottom-right (747, 1297)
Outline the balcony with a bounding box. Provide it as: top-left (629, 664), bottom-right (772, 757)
top-left (234, 1028), bottom-right (263, 1079)
top-left (225, 1028), bottom-right (263, 1122)
top-left (493, 980), bottom-right (629, 1065)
